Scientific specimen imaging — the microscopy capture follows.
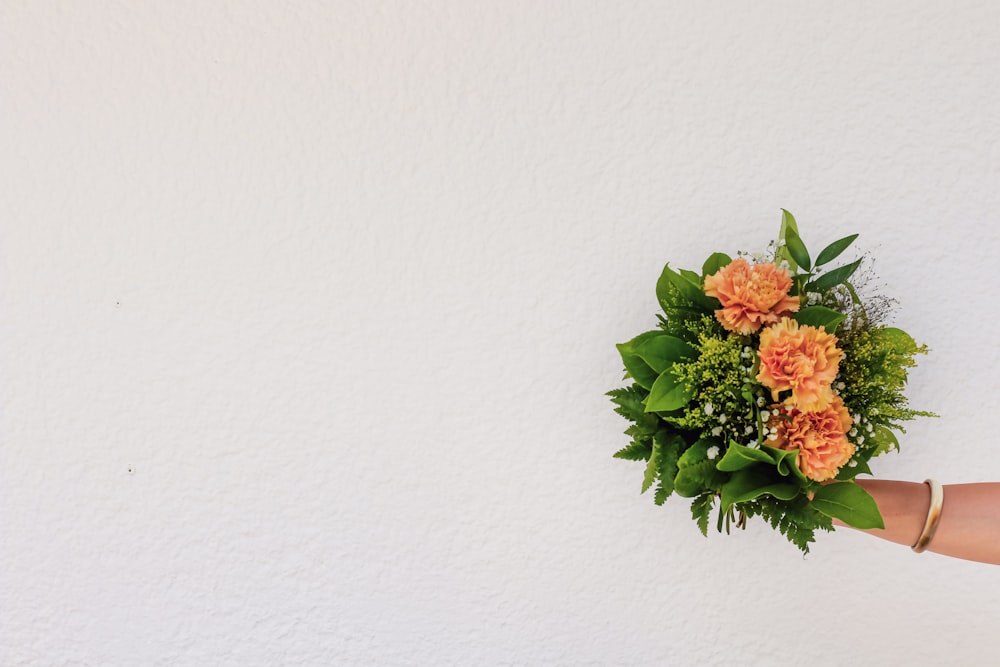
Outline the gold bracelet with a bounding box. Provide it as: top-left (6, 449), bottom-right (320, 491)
top-left (911, 479), bottom-right (944, 553)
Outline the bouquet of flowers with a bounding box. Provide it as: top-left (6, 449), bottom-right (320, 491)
top-left (608, 211), bottom-right (934, 553)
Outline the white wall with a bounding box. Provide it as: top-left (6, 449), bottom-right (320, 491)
top-left (2, 2), bottom-right (999, 665)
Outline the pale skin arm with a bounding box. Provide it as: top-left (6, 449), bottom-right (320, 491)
top-left (835, 480), bottom-right (1000, 565)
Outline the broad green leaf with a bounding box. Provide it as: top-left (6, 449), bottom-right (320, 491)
top-left (716, 441), bottom-right (773, 472)
top-left (677, 438), bottom-right (713, 468)
top-left (876, 327), bottom-right (917, 352)
top-left (702, 252), bottom-right (732, 278)
top-left (761, 446), bottom-right (809, 484)
top-left (635, 335), bottom-right (695, 374)
top-left (835, 458), bottom-right (874, 481)
top-left (656, 263), bottom-right (715, 311)
top-left (720, 468), bottom-right (799, 510)
top-left (674, 459), bottom-right (726, 498)
top-left (794, 306), bottom-right (847, 333)
top-left (811, 482), bottom-right (885, 529)
top-left (673, 439), bottom-right (727, 497)
top-left (784, 224), bottom-right (811, 271)
top-left (645, 368), bottom-right (694, 412)
top-left (616, 345), bottom-right (658, 390)
top-left (815, 234), bottom-right (859, 266)
top-left (616, 330), bottom-right (665, 389)
top-left (679, 268), bottom-right (703, 286)
top-left (807, 257), bottom-right (863, 292)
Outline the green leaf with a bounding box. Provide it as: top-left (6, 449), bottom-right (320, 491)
top-left (690, 494), bottom-right (715, 536)
top-left (807, 257), bottom-right (863, 292)
top-left (677, 438), bottom-right (712, 468)
top-left (654, 432), bottom-right (683, 504)
top-left (645, 368), bottom-right (694, 412)
top-left (870, 425), bottom-right (901, 455)
top-left (720, 468), bottom-right (799, 510)
top-left (702, 252), bottom-right (732, 278)
top-left (811, 482), bottom-right (885, 529)
top-left (716, 441), bottom-right (773, 472)
top-left (674, 460), bottom-right (725, 497)
top-left (777, 209), bottom-right (802, 272)
top-left (616, 330), bottom-right (664, 389)
top-left (656, 263), bottom-right (715, 312)
top-left (843, 281), bottom-right (863, 307)
top-left (875, 327), bottom-right (917, 353)
top-left (608, 385), bottom-right (653, 425)
top-left (635, 335), bottom-right (695, 374)
top-left (784, 224), bottom-right (811, 271)
top-left (835, 459), bottom-right (873, 481)
top-left (679, 268), bottom-right (702, 286)
top-left (641, 443), bottom-right (659, 494)
top-left (761, 446), bottom-right (809, 484)
top-left (612, 440), bottom-right (652, 461)
top-left (794, 306), bottom-right (847, 333)
top-left (815, 234), bottom-right (859, 266)
top-left (674, 439), bottom-right (726, 497)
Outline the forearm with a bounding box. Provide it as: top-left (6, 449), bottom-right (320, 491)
top-left (837, 480), bottom-right (1000, 565)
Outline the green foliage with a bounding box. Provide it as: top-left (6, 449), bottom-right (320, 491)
top-left (776, 209), bottom-right (803, 272)
top-left (641, 445), bottom-right (659, 494)
top-left (742, 494), bottom-right (834, 554)
top-left (607, 385), bottom-right (655, 431)
top-left (653, 432), bottom-right (683, 505)
top-left (807, 257), bottom-right (863, 292)
top-left (615, 331), bottom-right (664, 390)
top-left (662, 320), bottom-right (748, 438)
top-left (674, 439), bottom-right (728, 497)
top-left (610, 210), bottom-right (933, 554)
top-left (811, 482), bottom-right (884, 529)
top-left (654, 270), bottom-right (712, 342)
top-left (636, 335), bottom-right (695, 373)
top-left (702, 252), bottom-right (731, 278)
top-left (612, 439), bottom-right (652, 461)
top-left (646, 367), bottom-right (695, 412)
top-left (793, 306), bottom-right (846, 333)
top-left (657, 263), bottom-right (715, 314)
top-left (815, 234), bottom-right (858, 266)
top-left (837, 324), bottom-right (937, 460)
top-left (690, 493), bottom-right (716, 537)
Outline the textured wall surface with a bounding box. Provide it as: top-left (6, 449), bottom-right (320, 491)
top-left (2, 2), bottom-right (999, 665)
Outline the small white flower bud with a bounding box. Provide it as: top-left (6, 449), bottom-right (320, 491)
top-left (711, 426), bottom-right (723, 437)
top-left (707, 445), bottom-right (720, 460)
top-left (704, 403), bottom-right (714, 416)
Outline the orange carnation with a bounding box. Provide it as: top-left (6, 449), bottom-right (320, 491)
top-left (765, 397), bottom-right (855, 482)
top-left (757, 317), bottom-right (842, 412)
top-left (703, 259), bottom-right (800, 335)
